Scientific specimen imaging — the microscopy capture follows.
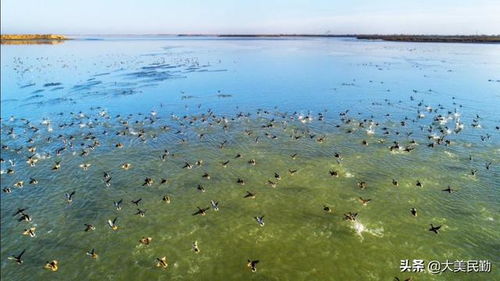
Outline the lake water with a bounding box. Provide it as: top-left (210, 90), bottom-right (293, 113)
top-left (1, 37), bottom-right (499, 281)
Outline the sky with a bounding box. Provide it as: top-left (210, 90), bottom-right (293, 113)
top-left (2, 0), bottom-right (500, 35)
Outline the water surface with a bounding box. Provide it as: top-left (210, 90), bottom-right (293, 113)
top-left (1, 37), bottom-right (499, 281)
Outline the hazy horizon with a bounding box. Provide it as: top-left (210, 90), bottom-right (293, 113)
top-left (2, 0), bottom-right (500, 35)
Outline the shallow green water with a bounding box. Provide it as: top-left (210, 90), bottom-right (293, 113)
top-left (1, 37), bottom-right (499, 281)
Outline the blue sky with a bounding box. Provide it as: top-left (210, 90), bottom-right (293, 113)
top-left (2, 0), bottom-right (499, 34)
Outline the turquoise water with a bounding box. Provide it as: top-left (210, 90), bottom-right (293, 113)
top-left (1, 37), bottom-right (499, 281)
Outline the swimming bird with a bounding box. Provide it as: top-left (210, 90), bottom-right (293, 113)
top-left (13, 208), bottom-right (28, 217)
top-left (182, 162), bottom-right (193, 169)
top-left (267, 180), bottom-right (277, 188)
top-left (192, 207), bottom-right (209, 216)
top-left (107, 217), bottom-right (118, 230)
top-left (121, 163), bottom-right (132, 170)
top-left (104, 177), bottom-right (112, 187)
top-left (162, 195), bottom-right (171, 203)
top-left (210, 200), bottom-right (219, 211)
top-left (52, 161), bottom-right (61, 171)
top-left (197, 184), bottom-right (206, 192)
top-left (86, 248), bottom-right (98, 259)
top-left (392, 179), bottom-right (399, 186)
top-left (290, 153), bottom-right (297, 159)
top-left (410, 208), bottom-right (417, 217)
top-left (131, 198), bottom-right (142, 206)
top-left (14, 181), bottom-right (24, 188)
top-left (29, 178), bottom-right (38, 185)
top-left (192, 241), bottom-right (200, 253)
top-left (84, 224), bottom-right (96, 232)
top-left (442, 186), bottom-right (455, 193)
top-left (8, 249), bottom-right (26, 264)
top-left (274, 172), bottom-right (281, 180)
top-left (18, 212), bottom-right (32, 222)
top-left (288, 169), bottom-right (298, 175)
top-left (79, 163), bottom-right (91, 170)
top-left (416, 180), bottom-right (423, 187)
top-left (221, 160), bottom-right (230, 167)
top-left (343, 212), bottom-right (358, 221)
top-left (44, 260), bottom-right (59, 271)
top-left (323, 205), bottom-right (333, 213)
top-left (237, 178), bottom-right (245, 185)
top-left (202, 173), bottom-right (211, 180)
top-left (357, 181), bottom-right (367, 189)
top-left (248, 159), bottom-right (256, 166)
top-left (485, 162), bottom-right (492, 170)
top-left (65, 191), bottom-right (75, 203)
top-left (114, 199), bottom-right (123, 210)
top-left (139, 237), bottom-right (152, 245)
top-left (142, 178), bottom-right (154, 186)
top-left (329, 170), bottom-right (339, 177)
top-left (358, 197), bottom-right (371, 206)
top-left (155, 257), bottom-right (168, 269)
top-left (22, 227), bottom-right (36, 237)
top-left (244, 191), bottom-right (256, 199)
top-left (247, 259), bottom-right (259, 272)
top-left (135, 209), bottom-right (147, 217)
top-left (429, 224), bottom-right (441, 234)
top-left (254, 216), bottom-right (265, 227)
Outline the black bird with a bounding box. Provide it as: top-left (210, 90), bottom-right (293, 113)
top-left (131, 198), bottom-right (142, 206)
top-left (429, 224), bottom-right (441, 234)
top-left (13, 208), bottom-right (28, 217)
top-left (343, 212), bottom-right (358, 221)
top-left (410, 208), bottom-right (417, 217)
top-left (192, 207), bottom-right (209, 216)
top-left (84, 224), bottom-right (96, 232)
top-left (104, 177), bottom-right (112, 187)
top-left (65, 191), bottom-right (75, 202)
top-left (442, 186), bottom-right (455, 193)
top-left (18, 213), bottom-right (32, 222)
top-left (210, 200), bottom-right (219, 211)
top-left (114, 199), bottom-right (123, 210)
top-left (254, 216), bottom-right (265, 227)
top-left (142, 178), bottom-right (154, 186)
top-left (244, 191), bottom-right (256, 199)
top-left (247, 259), bottom-right (259, 272)
top-left (135, 209), bottom-right (147, 217)
top-left (8, 249), bottom-right (26, 264)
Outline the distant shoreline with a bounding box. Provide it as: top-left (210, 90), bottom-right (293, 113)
top-left (2, 34), bottom-right (499, 44)
top-left (1, 34), bottom-right (69, 41)
top-left (214, 34), bottom-right (500, 43)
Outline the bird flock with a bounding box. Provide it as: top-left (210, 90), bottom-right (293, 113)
top-left (1, 91), bottom-right (497, 280)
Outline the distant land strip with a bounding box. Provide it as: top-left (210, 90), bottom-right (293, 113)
top-left (355, 35), bottom-right (500, 43)
top-left (208, 34), bottom-right (500, 43)
top-left (1, 34), bottom-right (69, 40)
top-left (1, 34), bottom-right (499, 43)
